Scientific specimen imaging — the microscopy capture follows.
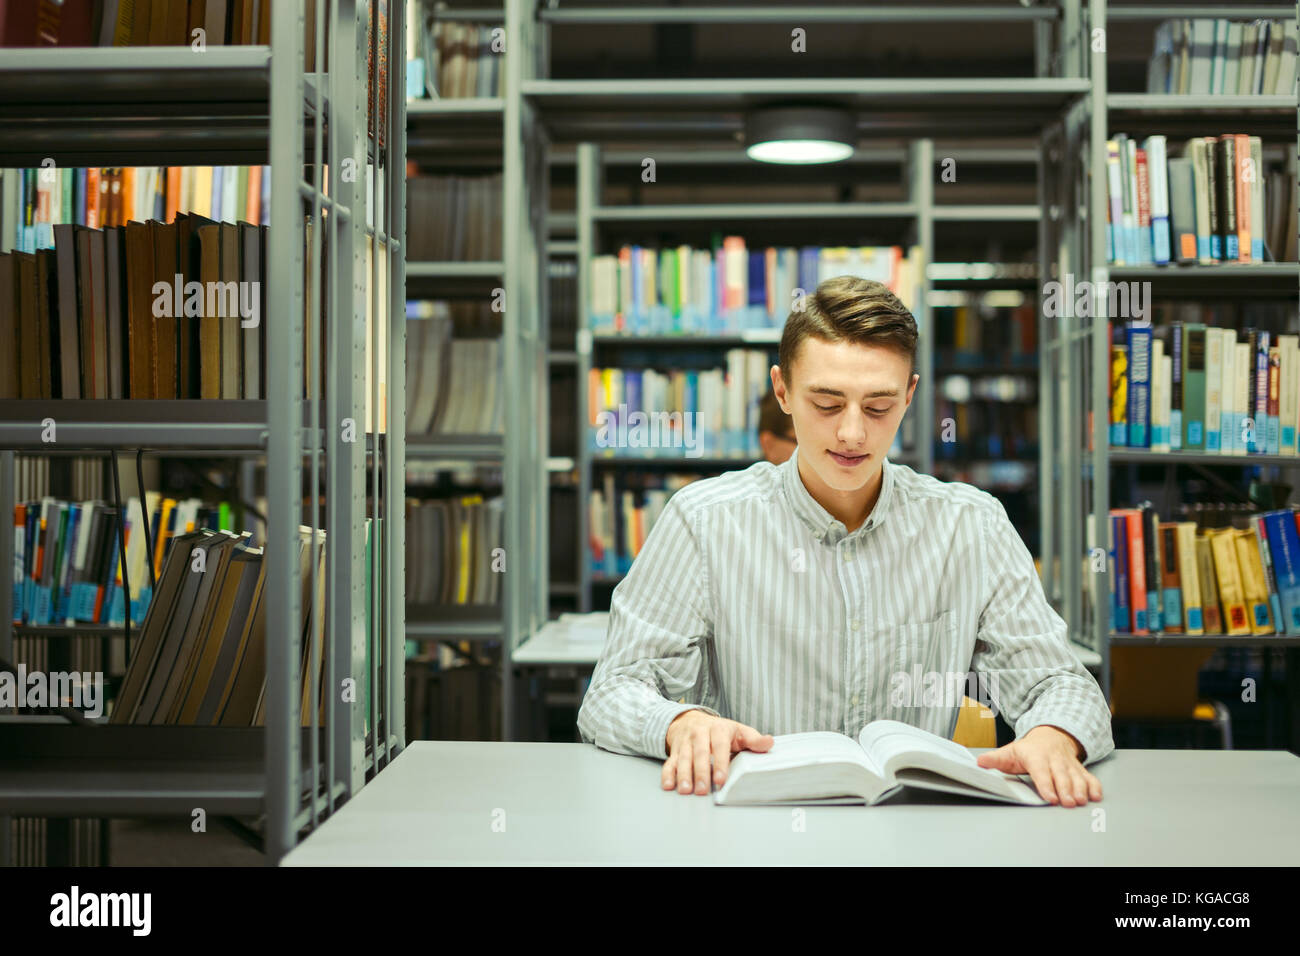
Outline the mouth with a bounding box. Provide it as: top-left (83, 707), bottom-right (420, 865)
top-left (828, 450), bottom-right (869, 468)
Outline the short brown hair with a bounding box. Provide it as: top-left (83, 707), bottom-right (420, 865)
top-left (778, 275), bottom-right (918, 385)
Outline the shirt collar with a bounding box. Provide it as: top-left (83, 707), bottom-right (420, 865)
top-left (781, 444), bottom-right (895, 545)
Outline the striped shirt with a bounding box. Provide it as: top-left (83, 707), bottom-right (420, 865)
top-left (577, 445), bottom-right (1115, 765)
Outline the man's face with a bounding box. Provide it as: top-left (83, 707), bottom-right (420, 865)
top-left (771, 336), bottom-right (917, 493)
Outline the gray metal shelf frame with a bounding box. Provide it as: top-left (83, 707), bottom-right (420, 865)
top-left (1037, 1), bottom-right (1300, 709)
top-left (0, 0), bottom-right (407, 865)
top-left (400, 0), bottom-right (550, 743)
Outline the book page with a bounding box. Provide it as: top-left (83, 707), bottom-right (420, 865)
top-left (732, 731), bottom-right (877, 773)
top-left (858, 719), bottom-right (984, 774)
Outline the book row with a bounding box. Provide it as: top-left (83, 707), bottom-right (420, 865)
top-left (1104, 504), bottom-right (1300, 637)
top-left (589, 473), bottom-right (698, 578)
top-left (404, 2), bottom-right (502, 100)
top-left (11, 494), bottom-right (255, 629)
top-left (1147, 19), bottom-right (1298, 96)
top-left (587, 351), bottom-right (774, 460)
top-left (108, 523), bottom-right (357, 726)
top-left (405, 172), bottom-right (503, 262)
top-left (1, 165), bottom-right (270, 253)
top-left (934, 301), bottom-right (1037, 365)
top-left (589, 243), bottom-right (920, 336)
top-left (405, 314), bottom-right (504, 436)
top-left (1110, 322), bottom-right (1300, 456)
top-left (1105, 133), bottom-right (1298, 266)
top-left (0, 216), bottom-right (267, 401)
top-left (0, 0), bottom-right (270, 47)
top-left (405, 494), bottom-right (504, 607)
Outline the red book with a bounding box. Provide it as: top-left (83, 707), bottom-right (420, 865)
top-left (1117, 509), bottom-right (1149, 634)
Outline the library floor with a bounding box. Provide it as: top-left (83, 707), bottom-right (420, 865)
top-left (109, 819), bottom-right (263, 866)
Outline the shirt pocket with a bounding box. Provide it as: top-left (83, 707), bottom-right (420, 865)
top-left (867, 610), bottom-right (958, 729)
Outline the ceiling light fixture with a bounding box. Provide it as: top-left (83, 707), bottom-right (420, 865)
top-left (744, 105), bottom-right (856, 165)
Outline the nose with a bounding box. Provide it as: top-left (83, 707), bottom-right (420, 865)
top-left (836, 405), bottom-right (868, 448)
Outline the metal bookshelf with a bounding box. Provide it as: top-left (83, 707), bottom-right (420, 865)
top-left (0, 0), bottom-right (407, 864)
top-left (402, 0), bottom-right (549, 742)
top-left (1038, 2), bottom-right (1300, 715)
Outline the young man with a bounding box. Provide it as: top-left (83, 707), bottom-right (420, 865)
top-left (577, 275), bottom-right (1113, 806)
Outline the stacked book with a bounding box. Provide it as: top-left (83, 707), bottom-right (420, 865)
top-left (1096, 503), bottom-right (1300, 637)
top-left (1104, 133), bottom-right (1298, 265)
top-left (589, 242), bottom-right (920, 335)
top-left (0, 0), bottom-right (272, 47)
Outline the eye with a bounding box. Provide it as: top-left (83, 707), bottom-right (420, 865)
top-left (814, 404), bottom-right (839, 413)
top-left (867, 407), bottom-right (890, 416)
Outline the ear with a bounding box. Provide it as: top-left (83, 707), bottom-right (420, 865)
top-left (770, 365), bottom-right (790, 413)
top-left (906, 372), bottom-right (919, 405)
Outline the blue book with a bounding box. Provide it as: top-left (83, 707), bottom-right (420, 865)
top-left (1263, 511), bottom-right (1300, 634)
top-left (747, 252), bottom-right (766, 308)
top-left (1126, 326), bottom-right (1151, 447)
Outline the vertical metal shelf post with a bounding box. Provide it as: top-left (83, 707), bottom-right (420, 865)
top-left (910, 139), bottom-right (935, 476)
top-left (574, 143), bottom-right (600, 614)
top-left (1088, 0), bottom-right (1112, 691)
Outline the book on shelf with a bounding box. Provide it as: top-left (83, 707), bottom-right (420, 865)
top-left (109, 523), bottom-right (336, 726)
top-left (589, 242), bottom-right (921, 336)
top-left (10, 493), bottom-right (254, 630)
top-left (713, 720), bottom-right (1047, 807)
top-left (0, 1), bottom-right (332, 49)
top-left (1106, 133), bottom-right (1297, 266)
top-left (405, 302), bottom-right (503, 435)
top-left (588, 349), bottom-right (772, 460)
top-left (1146, 18), bottom-right (1298, 96)
top-left (404, 171), bottom-right (502, 261)
top-left (0, 214), bottom-right (268, 400)
top-left (404, 494), bottom-right (504, 606)
top-left (589, 472), bottom-right (697, 578)
top-left (0, 165), bottom-right (269, 253)
top-left (405, 1), bottom-right (503, 100)
top-left (1093, 503), bottom-right (1300, 637)
top-left (1107, 319), bottom-right (1300, 457)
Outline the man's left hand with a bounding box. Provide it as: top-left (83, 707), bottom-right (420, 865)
top-left (975, 725), bottom-right (1103, 807)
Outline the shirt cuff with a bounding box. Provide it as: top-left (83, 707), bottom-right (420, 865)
top-left (643, 699), bottom-right (722, 760)
top-left (1018, 713), bottom-right (1113, 766)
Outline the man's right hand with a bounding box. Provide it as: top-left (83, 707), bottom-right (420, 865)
top-left (663, 710), bottom-right (774, 795)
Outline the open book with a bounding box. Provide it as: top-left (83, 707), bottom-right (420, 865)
top-left (713, 720), bottom-right (1048, 806)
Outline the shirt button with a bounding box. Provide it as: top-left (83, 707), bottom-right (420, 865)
top-left (849, 619), bottom-right (860, 631)
top-left (842, 550), bottom-right (852, 562)
top-left (850, 694), bottom-right (861, 707)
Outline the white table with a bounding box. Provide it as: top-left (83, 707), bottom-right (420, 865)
top-left (282, 743), bottom-right (1300, 865)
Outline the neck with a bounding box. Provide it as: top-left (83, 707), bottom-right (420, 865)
top-left (796, 451), bottom-right (884, 534)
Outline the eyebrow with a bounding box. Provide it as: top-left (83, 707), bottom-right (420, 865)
top-left (807, 386), bottom-right (900, 399)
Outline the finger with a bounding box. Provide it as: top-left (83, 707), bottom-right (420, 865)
top-left (1086, 770), bottom-right (1103, 802)
top-left (1024, 755), bottom-right (1057, 804)
top-left (1050, 756), bottom-right (1077, 807)
top-left (693, 728), bottom-right (711, 794)
top-left (976, 745), bottom-right (1019, 774)
top-left (661, 756), bottom-right (676, 791)
top-left (736, 724), bottom-right (775, 752)
top-left (1068, 766), bottom-right (1090, 806)
top-left (675, 737), bottom-right (695, 794)
top-left (712, 725), bottom-right (734, 786)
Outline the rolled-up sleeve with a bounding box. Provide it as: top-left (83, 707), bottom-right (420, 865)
top-left (972, 496), bottom-right (1115, 765)
top-left (577, 492), bottom-right (721, 759)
